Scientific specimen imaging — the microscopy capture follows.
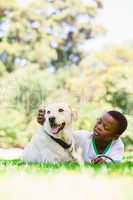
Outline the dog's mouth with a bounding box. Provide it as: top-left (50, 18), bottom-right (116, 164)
top-left (50, 122), bottom-right (65, 134)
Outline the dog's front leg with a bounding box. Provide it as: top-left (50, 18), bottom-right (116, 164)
top-left (69, 141), bottom-right (84, 165)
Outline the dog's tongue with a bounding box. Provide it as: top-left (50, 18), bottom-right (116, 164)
top-left (51, 126), bottom-right (60, 134)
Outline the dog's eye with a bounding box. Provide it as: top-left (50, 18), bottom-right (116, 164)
top-left (58, 108), bottom-right (64, 112)
top-left (47, 110), bottom-right (51, 114)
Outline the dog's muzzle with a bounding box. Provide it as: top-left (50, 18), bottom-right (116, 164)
top-left (48, 116), bottom-right (65, 134)
top-left (49, 117), bottom-right (56, 126)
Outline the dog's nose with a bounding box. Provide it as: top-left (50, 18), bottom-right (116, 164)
top-left (49, 117), bottom-right (55, 124)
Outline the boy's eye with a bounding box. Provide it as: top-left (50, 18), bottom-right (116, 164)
top-left (47, 110), bottom-right (51, 114)
top-left (58, 108), bottom-right (64, 112)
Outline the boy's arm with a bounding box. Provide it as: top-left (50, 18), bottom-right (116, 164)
top-left (91, 157), bottom-right (106, 164)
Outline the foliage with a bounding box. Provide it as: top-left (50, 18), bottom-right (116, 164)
top-left (0, 0), bottom-right (104, 72)
top-left (0, 48), bottom-right (133, 148)
top-left (0, 61), bottom-right (6, 76)
top-left (0, 1), bottom-right (133, 149)
top-left (0, 108), bottom-right (26, 147)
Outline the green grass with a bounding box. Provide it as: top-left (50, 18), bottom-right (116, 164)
top-left (0, 159), bottom-right (133, 177)
top-left (0, 151), bottom-right (132, 177)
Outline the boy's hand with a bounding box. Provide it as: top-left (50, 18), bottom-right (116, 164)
top-left (37, 107), bottom-right (45, 125)
top-left (91, 157), bottom-right (106, 164)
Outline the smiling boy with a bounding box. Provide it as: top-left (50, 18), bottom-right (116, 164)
top-left (37, 109), bottom-right (128, 164)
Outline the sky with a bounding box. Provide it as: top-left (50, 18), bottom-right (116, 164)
top-left (97, 0), bottom-right (133, 43)
top-left (82, 0), bottom-right (133, 51)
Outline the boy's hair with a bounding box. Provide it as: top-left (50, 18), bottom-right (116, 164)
top-left (107, 110), bottom-right (128, 135)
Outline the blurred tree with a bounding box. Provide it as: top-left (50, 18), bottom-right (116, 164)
top-left (92, 45), bottom-right (133, 114)
top-left (0, 0), bottom-right (104, 72)
top-left (62, 44), bottom-right (133, 114)
top-left (0, 44), bottom-right (133, 147)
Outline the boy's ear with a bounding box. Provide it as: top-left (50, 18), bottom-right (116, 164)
top-left (114, 134), bottom-right (119, 140)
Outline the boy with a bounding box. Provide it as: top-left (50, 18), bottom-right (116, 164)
top-left (37, 109), bottom-right (127, 163)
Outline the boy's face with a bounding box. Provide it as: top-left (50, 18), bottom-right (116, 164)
top-left (93, 113), bottom-right (119, 141)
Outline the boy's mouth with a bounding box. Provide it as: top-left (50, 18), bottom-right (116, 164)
top-left (94, 129), bottom-right (101, 137)
top-left (94, 132), bottom-right (99, 136)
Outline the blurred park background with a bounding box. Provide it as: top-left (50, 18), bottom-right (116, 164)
top-left (0, 0), bottom-right (133, 153)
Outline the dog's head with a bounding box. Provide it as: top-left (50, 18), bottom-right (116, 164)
top-left (43, 102), bottom-right (77, 137)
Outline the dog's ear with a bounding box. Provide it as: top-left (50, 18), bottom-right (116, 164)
top-left (68, 105), bottom-right (78, 121)
top-left (71, 110), bottom-right (78, 121)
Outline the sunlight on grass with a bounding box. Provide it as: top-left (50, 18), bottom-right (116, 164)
top-left (0, 160), bottom-right (133, 176)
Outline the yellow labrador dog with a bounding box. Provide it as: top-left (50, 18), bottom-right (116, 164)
top-left (22, 102), bottom-right (83, 164)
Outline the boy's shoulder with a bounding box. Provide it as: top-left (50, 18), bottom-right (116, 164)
top-left (112, 137), bottom-right (124, 150)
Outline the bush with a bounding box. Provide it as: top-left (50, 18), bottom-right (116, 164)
top-left (0, 63), bottom-right (133, 148)
top-left (0, 108), bottom-right (26, 148)
top-left (0, 61), bottom-right (6, 77)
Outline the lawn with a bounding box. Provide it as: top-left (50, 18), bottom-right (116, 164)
top-left (0, 151), bottom-right (133, 200)
top-left (0, 159), bottom-right (133, 176)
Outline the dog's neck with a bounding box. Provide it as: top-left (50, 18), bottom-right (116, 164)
top-left (43, 128), bottom-right (73, 150)
top-left (43, 127), bottom-right (73, 149)
top-left (43, 124), bottom-right (73, 143)
top-left (48, 134), bottom-right (72, 149)
top-left (57, 126), bottom-right (73, 144)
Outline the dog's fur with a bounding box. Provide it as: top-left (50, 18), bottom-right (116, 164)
top-left (21, 102), bottom-right (83, 163)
